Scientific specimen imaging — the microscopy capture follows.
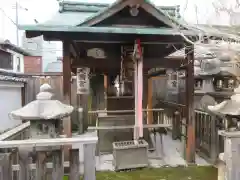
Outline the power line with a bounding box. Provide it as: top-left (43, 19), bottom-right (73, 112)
top-left (0, 1), bottom-right (39, 46)
top-left (0, 7), bottom-right (17, 26)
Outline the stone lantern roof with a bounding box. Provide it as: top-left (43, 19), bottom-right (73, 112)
top-left (10, 83), bottom-right (74, 120)
top-left (208, 85), bottom-right (240, 116)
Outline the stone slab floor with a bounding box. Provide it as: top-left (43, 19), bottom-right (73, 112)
top-left (73, 131), bottom-right (209, 174)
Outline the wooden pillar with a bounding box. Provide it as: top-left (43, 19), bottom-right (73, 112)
top-left (63, 40), bottom-right (72, 137)
top-left (104, 74), bottom-right (108, 110)
top-left (138, 58), bottom-right (143, 137)
top-left (134, 60), bottom-right (139, 140)
top-left (147, 77), bottom-right (153, 124)
top-left (185, 43), bottom-right (195, 163)
top-left (143, 72), bottom-right (148, 112)
top-left (80, 91), bottom-right (89, 133)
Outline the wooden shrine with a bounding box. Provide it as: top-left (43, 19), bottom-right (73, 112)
top-left (20, 0), bottom-right (198, 163)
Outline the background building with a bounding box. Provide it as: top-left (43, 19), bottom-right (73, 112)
top-left (22, 34), bottom-right (58, 72)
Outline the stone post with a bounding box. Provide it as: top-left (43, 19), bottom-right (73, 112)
top-left (218, 131), bottom-right (240, 180)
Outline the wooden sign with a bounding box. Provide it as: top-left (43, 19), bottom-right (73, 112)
top-left (87, 48), bottom-right (106, 59)
top-left (76, 68), bottom-right (90, 94)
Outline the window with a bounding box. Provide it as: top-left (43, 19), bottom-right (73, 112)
top-left (0, 50), bottom-right (13, 70)
top-left (213, 77), bottom-right (236, 91)
top-left (17, 57), bottom-right (20, 71)
top-left (195, 79), bottom-right (203, 89)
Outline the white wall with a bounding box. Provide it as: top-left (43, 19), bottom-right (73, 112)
top-left (0, 81), bottom-right (24, 133)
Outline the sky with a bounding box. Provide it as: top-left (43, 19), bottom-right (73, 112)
top-left (0, 0), bottom-right (237, 54)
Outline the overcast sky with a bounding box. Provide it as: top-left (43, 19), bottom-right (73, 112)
top-left (0, 0), bottom-right (236, 54)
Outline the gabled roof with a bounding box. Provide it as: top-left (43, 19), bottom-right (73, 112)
top-left (44, 1), bottom-right (180, 26)
top-left (20, 1), bottom-right (197, 39)
top-left (77, 0), bottom-right (182, 28)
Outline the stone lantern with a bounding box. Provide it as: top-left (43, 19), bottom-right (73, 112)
top-left (208, 85), bottom-right (240, 131)
top-left (10, 83), bottom-right (74, 140)
top-left (208, 85), bottom-right (240, 180)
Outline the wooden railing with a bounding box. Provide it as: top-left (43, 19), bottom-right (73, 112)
top-left (88, 109), bottom-right (171, 154)
top-left (0, 122), bottom-right (30, 141)
top-left (154, 101), bottom-right (224, 164)
top-left (0, 136), bottom-right (98, 180)
top-left (195, 110), bottom-right (224, 163)
top-left (152, 110), bottom-right (172, 126)
top-left (153, 100), bottom-right (184, 140)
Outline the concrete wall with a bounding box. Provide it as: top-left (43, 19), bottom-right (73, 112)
top-left (22, 35), bottom-right (58, 72)
top-left (0, 81), bottom-right (24, 133)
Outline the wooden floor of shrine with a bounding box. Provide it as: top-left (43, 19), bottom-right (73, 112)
top-left (72, 131), bottom-right (209, 174)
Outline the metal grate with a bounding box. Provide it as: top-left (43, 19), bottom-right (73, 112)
top-left (113, 140), bottom-right (148, 149)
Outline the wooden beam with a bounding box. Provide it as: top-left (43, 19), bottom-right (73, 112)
top-left (70, 42), bottom-right (81, 57)
top-left (147, 77), bottom-right (153, 124)
top-left (185, 43), bottom-right (195, 163)
top-left (71, 57), bottom-right (120, 69)
top-left (0, 136), bottom-right (98, 148)
top-left (71, 57), bottom-right (186, 69)
top-left (69, 43), bottom-right (77, 58)
top-left (73, 42), bottom-right (184, 60)
top-left (104, 74), bottom-right (108, 110)
top-left (41, 31), bottom-right (186, 43)
top-left (88, 124), bottom-right (172, 130)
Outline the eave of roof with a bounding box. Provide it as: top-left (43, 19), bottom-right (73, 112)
top-left (20, 23), bottom-right (240, 42)
top-left (19, 25), bottom-right (197, 36)
top-left (0, 40), bottom-right (32, 56)
top-left (193, 24), bottom-right (240, 40)
top-left (0, 75), bottom-right (26, 82)
top-left (0, 69), bottom-right (27, 82)
top-left (168, 43), bottom-right (216, 60)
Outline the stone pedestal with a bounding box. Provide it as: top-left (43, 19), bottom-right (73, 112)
top-left (112, 139), bottom-right (148, 171)
top-left (218, 130), bottom-right (240, 180)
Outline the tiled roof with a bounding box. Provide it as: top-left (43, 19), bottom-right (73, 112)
top-left (43, 1), bottom-right (180, 26)
top-left (0, 69), bottom-right (26, 82)
top-left (168, 43), bottom-right (216, 59)
top-left (0, 75), bottom-right (26, 82)
top-left (0, 39), bottom-right (32, 56)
